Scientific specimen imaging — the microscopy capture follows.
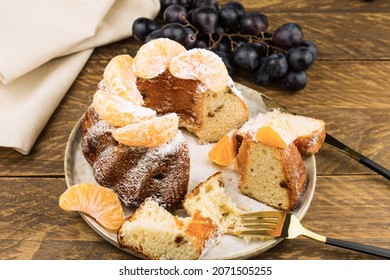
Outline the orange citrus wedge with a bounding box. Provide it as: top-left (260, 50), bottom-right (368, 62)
top-left (92, 90), bottom-right (156, 127)
top-left (103, 54), bottom-right (143, 105)
top-left (112, 113), bottom-right (179, 147)
top-left (59, 183), bottom-right (124, 231)
top-left (169, 48), bottom-right (229, 92)
top-left (255, 117), bottom-right (297, 149)
top-left (134, 38), bottom-right (186, 79)
top-left (208, 129), bottom-right (238, 166)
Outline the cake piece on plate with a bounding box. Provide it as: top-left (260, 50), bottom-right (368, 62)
top-left (117, 198), bottom-right (221, 260)
top-left (235, 110), bottom-right (326, 211)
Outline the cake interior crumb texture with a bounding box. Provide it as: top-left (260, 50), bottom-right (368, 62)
top-left (238, 141), bottom-right (290, 210)
top-left (183, 172), bottom-right (241, 233)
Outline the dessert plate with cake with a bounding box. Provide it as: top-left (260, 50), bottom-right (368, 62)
top-left (63, 38), bottom-right (325, 260)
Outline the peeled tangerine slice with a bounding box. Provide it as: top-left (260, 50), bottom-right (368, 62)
top-left (255, 117), bottom-right (297, 149)
top-left (103, 54), bottom-right (143, 105)
top-left (134, 38), bottom-right (186, 79)
top-left (59, 183), bottom-right (124, 231)
top-left (169, 48), bottom-right (229, 92)
top-left (92, 90), bottom-right (156, 127)
top-left (208, 129), bottom-right (238, 166)
top-left (112, 113), bottom-right (179, 148)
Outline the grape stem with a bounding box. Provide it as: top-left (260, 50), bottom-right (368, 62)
top-left (183, 20), bottom-right (287, 54)
top-left (183, 20), bottom-right (199, 36)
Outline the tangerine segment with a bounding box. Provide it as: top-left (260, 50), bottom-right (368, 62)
top-left (255, 118), bottom-right (297, 149)
top-left (59, 183), bottom-right (124, 231)
top-left (112, 113), bottom-right (179, 147)
top-left (93, 90), bottom-right (156, 127)
top-left (134, 38), bottom-right (186, 79)
top-left (103, 54), bottom-right (143, 105)
top-left (208, 129), bottom-right (237, 166)
top-left (169, 48), bottom-right (229, 92)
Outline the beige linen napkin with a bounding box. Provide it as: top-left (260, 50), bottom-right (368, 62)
top-left (0, 0), bottom-right (160, 154)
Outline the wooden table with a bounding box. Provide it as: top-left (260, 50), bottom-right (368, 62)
top-left (1, 0), bottom-right (389, 260)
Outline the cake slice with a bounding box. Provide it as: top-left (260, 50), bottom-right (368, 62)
top-left (117, 198), bottom-right (221, 260)
top-left (183, 172), bottom-right (242, 234)
top-left (235, 111), bottom-right (317, 211)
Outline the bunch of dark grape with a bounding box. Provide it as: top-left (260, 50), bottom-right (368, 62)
top-left (132, 0), bottom-right (318, 92)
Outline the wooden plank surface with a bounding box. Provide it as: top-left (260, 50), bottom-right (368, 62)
top-left (1, 176), bottom-right (388, 260)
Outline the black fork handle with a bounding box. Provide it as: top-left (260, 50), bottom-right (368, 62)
top-left (359, 156), bottom-right (390, 180)
top-left (326, 237), bottom-right (390, 259)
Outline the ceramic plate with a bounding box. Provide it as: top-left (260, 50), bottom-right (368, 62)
top-left (64, 83), bottom-right (316, 260)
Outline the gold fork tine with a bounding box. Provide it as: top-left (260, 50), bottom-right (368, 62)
top-left (227, 211), bottom-right (286, 237)
top-left (240, 211), bottom-right (285, 231)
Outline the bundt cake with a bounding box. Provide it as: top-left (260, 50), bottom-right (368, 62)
top-left (81, 38), bottom-right (249, 209)
top-left (117, 198), bottom-right (221, 260)
top-left (234, 111), bottom-right (325, 211)
top-left (81, 106), bottom-right (190, 209)
top-left (183, 172), bottom-right (242, 234)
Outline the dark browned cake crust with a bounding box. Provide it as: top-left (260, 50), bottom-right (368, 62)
top-left (81, 106), bottom-right (190, 209)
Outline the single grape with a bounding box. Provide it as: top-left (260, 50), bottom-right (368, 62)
top-left (240, 11), bottom-right (268, 36)
top-left (263, 31), bottom-right (273, 40)
top-left (177, 0), bottom-right (192, 9)
top-left (265, 53), bottom-right (288, 77)
top-left (211, 26), bottom-right (225, 41)
top-left (187, 8), bottom-right (198, 25)
top-left (281, 71), bottom-right (307, 91)
top-left (287, 46), bottom-right (314, 71)
top-left (144, 29), bottom-right (164, 43)
top-left (215, 25), bottom-right (226, 35)
top-left (160, 0), bottom-right (178, 11)
top-left (181, 27), bottom-right (197, 49)
top-left (273, 22), bottom-right (303, 49)
top-left (132, 17), bottom-right (159, 42)
top-left (214, 50), bottom-right (234, 75)
top-left (222, 2), bottom-right (245, 18)
top-left (218, 3), bottom-right (242, 33)
top-left (191, 0), bottom-right (217, 9)
top-left (300, 40), bottom-right (318, 59)
top-left (252, 57), bottom-right (270, 85)
top-left (251, 42), bottom-right (267, 57)
top-left (160, 0), bottom-right (192, 10)
top-left (233, 43), bottom-right (260, 70)
top-left (193, 6), bottom-right (219, 34)
top-left (161, 23), bottom-right (187, 42)
top-left (211, 37), bottom-right (230, 53)
top-left (163, 4), bottom-right (188, 24)
top-left (193, 36), bottom-right (209, 48)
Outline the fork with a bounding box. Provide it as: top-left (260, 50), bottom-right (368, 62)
top-left (231, 211), bottom-right (390, 259)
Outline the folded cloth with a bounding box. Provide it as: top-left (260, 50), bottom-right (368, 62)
top-left (0, 0), bottom-right (160, 154)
